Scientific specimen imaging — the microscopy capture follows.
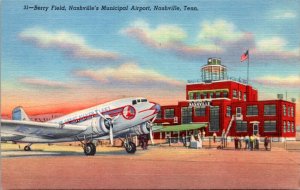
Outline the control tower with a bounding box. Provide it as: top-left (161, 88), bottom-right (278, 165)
top-left (201, 58), bottom-right (227, 83)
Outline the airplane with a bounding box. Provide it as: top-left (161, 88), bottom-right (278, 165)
top-left (1, 97), bottom-right (161, 156)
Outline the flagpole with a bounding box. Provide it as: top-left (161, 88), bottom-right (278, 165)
top-left (247, 50), bottom-right (249, 84)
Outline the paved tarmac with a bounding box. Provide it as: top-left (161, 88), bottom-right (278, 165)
top-left (2, 144), bottom-right (300, 189)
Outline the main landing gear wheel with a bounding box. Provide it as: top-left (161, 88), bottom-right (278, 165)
top-left (125, 141), bottom-right (136, 154)
top-left (84, 143), bottom-right (96, 156)
top-left (24, 145), bottom-right (31, 151)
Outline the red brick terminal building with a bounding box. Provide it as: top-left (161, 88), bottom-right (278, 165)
top-left (154, 58), bottom-right (296, 141)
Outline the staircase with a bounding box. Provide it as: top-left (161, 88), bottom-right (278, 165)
top-left (224, 115), bottom-right (235, 138)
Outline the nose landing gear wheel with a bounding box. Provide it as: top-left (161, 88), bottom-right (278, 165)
top-left (84, 143), bottom-right (96, 156)
top-left (125, 141), bottom-right (136, 154)
top-left (24, 145), bottom-right (31, 151)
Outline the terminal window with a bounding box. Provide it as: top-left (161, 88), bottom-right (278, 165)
top-left (156, 111), bottom-right (162, 119)
top-left (181, 107), bottom-right (192, 124)
top-left (164, 109), bottom-right (175, 119)
top-left (247, 105), bottom-right (258, 116)
top-left (236, 121), bottom-right (247, 132)
top-left (283, 105), bottom-right (286, 116)
top-left (264, 104), bottom-right (276, 115)
top-left (196, 92), bottom-right (201, 99)
top-left (195, 107), bottom-right (206, 116)
top-left (264, 121), bottom-right (276, 132)
top-left (226, 106), bottom-right (231, 117)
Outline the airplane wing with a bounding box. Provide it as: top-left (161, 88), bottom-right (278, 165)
top-left (1, 119), bottom-right (89, 140)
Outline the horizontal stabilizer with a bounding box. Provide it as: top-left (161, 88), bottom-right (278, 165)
top-left (12, 106), bottom-right (30, 121)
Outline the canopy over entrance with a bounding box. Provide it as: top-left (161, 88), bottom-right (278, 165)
top-left (157, 123), bottom-right (207, 132)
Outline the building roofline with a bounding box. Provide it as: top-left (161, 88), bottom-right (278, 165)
top-left (187, 79), bottom-right (252, 87)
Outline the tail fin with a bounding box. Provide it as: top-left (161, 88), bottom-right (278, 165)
top-left (12, 106), bottom-right (30, 121)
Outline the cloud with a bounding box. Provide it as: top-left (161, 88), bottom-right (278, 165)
top-left (121, 19), bottom-right (220, 55)
top-left (19, 77), bottom-right (72, 89)
top-left (253, 75), bottom-right (300, 88)
top-left (19, 27), bottom-right (120, 61)
top-left (272, 10), bottom-right (297, 19)
top-left (198, 20), bottom-right (243, 42)
top-left (256, 37), bottom-right (287, 52)
top-left (121, 19), bottom-right (187, 47)
top-left (253, 37), bottom-right (299, 60)
top-left (75, 63), bottom-right (184, 88)
top-left (122, 19), bottom-right (299, 62)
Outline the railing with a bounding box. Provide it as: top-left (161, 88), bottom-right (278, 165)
top-left (187, 77), bottom-right (248, 84)
top-left (224, 115), bottom-right (235, 138)
top-left (163, 136), bottom-right (271, 150)
top-left (284, 139), bottom-right (300, 151)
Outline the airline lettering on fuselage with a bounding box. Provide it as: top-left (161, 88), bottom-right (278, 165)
top-left (61, 106), bottom-right (111, 124)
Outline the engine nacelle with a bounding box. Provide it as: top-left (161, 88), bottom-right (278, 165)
top-left (91, 117), bottom-right (111, 135)
top-left (129, 122), bottom-right (150, 135)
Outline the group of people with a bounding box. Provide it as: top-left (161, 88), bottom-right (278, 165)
top-left (234, 135), bottom-right (270, 151)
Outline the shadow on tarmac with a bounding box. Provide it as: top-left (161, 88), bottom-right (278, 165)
top-left (1, 148), bottom-right (141, 158)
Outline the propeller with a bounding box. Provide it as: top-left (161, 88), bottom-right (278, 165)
top-left (148, 116), bottom-right (157, 145)
top-left (97, 111), bottom-right (119, 145)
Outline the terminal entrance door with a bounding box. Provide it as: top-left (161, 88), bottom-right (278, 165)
top-left (253, 123), bottom-right (259, 135)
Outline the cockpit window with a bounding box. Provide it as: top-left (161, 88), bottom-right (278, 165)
top-left (137, 99), bottom-right (141, 103)
top-left (141, 99), bottom-right (147, 102)
top-left (132, 100), bottom-right (137, 105)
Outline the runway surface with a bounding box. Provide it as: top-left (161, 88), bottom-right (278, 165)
top-left (2, 143), bottom-right (300, 189)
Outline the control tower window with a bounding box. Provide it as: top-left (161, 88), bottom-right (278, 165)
top-left (223, 92), bottom-right (228, 98)
top-left (233, 90), bottom-right (237, 98)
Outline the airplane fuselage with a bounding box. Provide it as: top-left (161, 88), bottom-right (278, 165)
top-left (2, 97), bottom-right (160, 143)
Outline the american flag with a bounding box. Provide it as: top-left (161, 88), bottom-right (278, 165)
top-left (240, 50), bottom-right (249, 62)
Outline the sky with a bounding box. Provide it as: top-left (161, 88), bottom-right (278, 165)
top-left (1, 0), bottom-right (300, 124)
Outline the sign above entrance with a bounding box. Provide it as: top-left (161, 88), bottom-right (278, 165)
top-left (188, 100), bottom-right (211, 107)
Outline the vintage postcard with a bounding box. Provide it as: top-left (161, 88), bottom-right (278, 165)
top-left (1, 0), bottom-right (300, 189)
